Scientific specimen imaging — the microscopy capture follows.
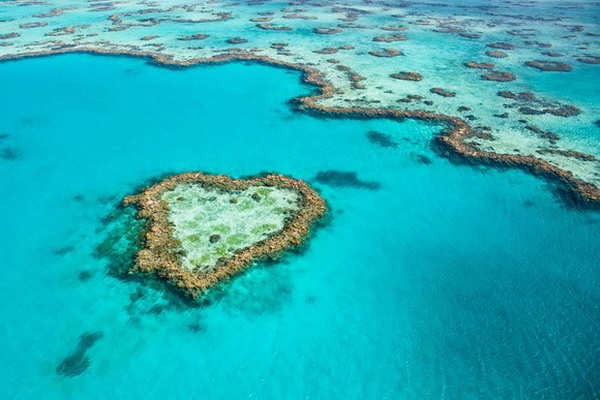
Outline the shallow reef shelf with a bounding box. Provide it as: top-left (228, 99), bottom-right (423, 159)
top-left (2, 48), bottom-right (598, 207)
top-left (123, 172), bottom-right (327, 299)
top-left (2, 0), bottom-right (600, 205)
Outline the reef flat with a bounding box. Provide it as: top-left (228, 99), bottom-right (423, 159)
top-left (0, 0), bottom-right (599, 205)
top-left (123, 172), bottom-right (326, 298)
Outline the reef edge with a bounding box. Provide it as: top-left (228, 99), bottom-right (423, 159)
top-left (1, 47), bottom-right (598, 208)
top-left (123, 171), bottom-right (327, 299)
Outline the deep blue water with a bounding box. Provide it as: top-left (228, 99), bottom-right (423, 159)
top-left (0, 54), bottom-right (598, 399)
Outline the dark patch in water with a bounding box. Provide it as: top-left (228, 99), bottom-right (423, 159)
top-left (595, 120), bottom-right (600, 128)
top-left (1, 147), bottom-right (20, 160)
top-left (415, 154), bottom-right (433, 164)
top-left (98, 195), bottom-right (117, 205)
top-left (56, 353), bottom-right (90, 377)
top-left (147, 304), bottom-right (165, 315)
top-left (93, 206), bottom-right (143, 275)
top-left (123, 68), bottom-right (141, 76)
top-left (129, 287), bottom-right (146, 303)
top-left (282, 112), bottom-right (302, 121)
top-left (56, 331), bottom-right (104, 377)
top-left (0, 134), bottom-right (9, 140)
top-left (313, 170), bottom-right (380, 190)
top-left (188, 322), bottom-right (205, 333)
top-left (53, 246), bottom-right (75, 256)
top-left (124, 302), bottom-right (137, 316)
top-left (305, 295), bottom-right (317, 303)
top-left (401, 137), bottom-right (420, 145)
top-left (365, 130), bottom-right (398, 148)
top-left (72, 194), bottom-right (86, 202)
top-left (19, 116), bottom-right (43, 125)
top-left (78, 270), bottom-right (93, 281)
top-left (78, 332), bottom-right (103, 349)
top-left (523, 200), bottom-right (535, 207)
top-left (99, 209), bottom-right (122, 225)
top-left (551, 186), bottom-right (597, 210)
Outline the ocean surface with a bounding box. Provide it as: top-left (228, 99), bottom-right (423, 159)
top-left (0, 54), bottom-right (598, 399)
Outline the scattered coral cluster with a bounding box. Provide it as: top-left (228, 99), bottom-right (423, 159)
top-left (0, 0), bottom-right (599, 205)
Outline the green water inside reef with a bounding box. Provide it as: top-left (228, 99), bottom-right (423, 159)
top-left (0, 54), bottom-right (598, 399)
top-left (161, 183), bottom-right (302, 271)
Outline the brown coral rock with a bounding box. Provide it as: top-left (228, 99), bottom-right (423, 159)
top-left (369, 48), bottom-right (403, 57)
top-left (373, 34), bottom-right (407, 42)
top-left (390, 72), bottom-right (423, 81)
top-left (524, 60), bottom-right (572, 71)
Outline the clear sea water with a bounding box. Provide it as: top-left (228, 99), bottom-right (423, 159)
top-left (0, 54), bottom-right (598, 399)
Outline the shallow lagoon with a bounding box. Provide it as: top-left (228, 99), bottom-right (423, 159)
top-left (0, 54), bottom-right (598, 399)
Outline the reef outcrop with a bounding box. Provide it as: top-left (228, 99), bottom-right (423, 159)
top-left (487, 42), bottom-right (517, 50)
top-left (313, 27), bottom-right (341, 35)
top-left (226, 37), bottom-right (247, 44)
top-left (373, 34), bottom-right (407, 42)
top-left (390, 72), bottom-right (423, 81)
top-left (0, 48), bottom-right (598, 210)
top-left (123, 172), bottom-right (326, 299)
top-left (464, 61), bottom-right (494, 69)
top-left (430, 87), bottom-right (456, 97)
top-left (178, 33), bottom-right (209, 41)
top-left (369, 48), bottom-right (403, 57)
top-left (578, 56), bottom-right (600, 64)
top-left (481, 70), bottom-right (516, 81)
top-left (486, 51), bottom-right (508, 58)
top-left (524, 60), bottom-right (572, 71)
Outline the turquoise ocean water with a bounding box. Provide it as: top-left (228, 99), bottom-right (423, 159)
top-left (0, 54), bottom-right (598, 399)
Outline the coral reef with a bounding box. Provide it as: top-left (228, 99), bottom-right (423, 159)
top-left (0, 33), bottom-right (19, 40)
top-left (19, 22), bottom-right (48, 29)
top-left (390, 72), bottom-right (422, 81)
top-left (524, 60), bottom-right (572, 71)
top-left (368, 49), bottom-right (403, 57)
top-left (178, 33), bottom-right (209, 41)
top-left (365, 130), bottom-right (399, 148)
top-left (430, 87), bottom-right (456, 97)
top-left (123, 172), bottom-right (327, 299)
top-left (313, 170), bottom-right (380, 190)
top-left (481, 70), bottom-right (516, 81)
top-left (226, 37), bottom-right (247, 44)
top-left (537, 149), bottom-right (596, 161)
top-left (486, 51), bottom-right (508, 58)
top-left (487, 42), bottom-right (517, 50)
top-left (578, 56), bottom-right (600, 64)
top-left (464, 61), bottom-right (494, 69)
top-left (313, 27), bottom-right (341, 35)
top-left (56, 331), bottom-right (103, 377)
top-left (373, 34), bottom-right (407, 42)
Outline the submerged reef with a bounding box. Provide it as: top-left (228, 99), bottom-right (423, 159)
top-left (366, 130), bottom-right (399, 148)
top-left (56, 331), bottom-right (103, 377)
top-left (524, 60), bottom-right (572, 71)
top-left (369, 48), bottom-right (403, 57)
top-left (390, 72), bottom-right (423, 81)
top-left (313, 170), bottom-right (381, 190)
top-left (481, 70), bottom-right (516, 82)
top-left (122, 172), bottom-right (326, 299)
